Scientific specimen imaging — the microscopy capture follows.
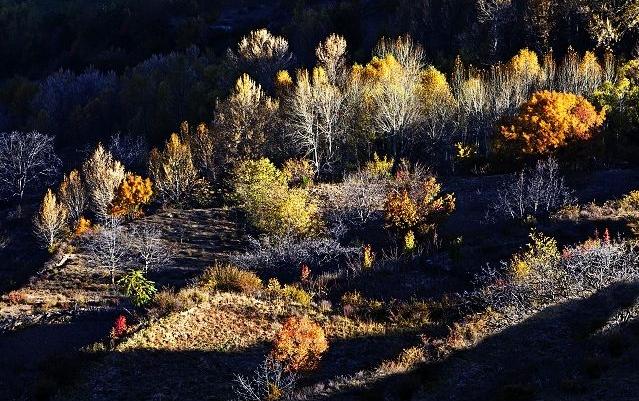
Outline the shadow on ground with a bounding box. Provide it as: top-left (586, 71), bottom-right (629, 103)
top-left (330, 281), bottom-right (639, 401)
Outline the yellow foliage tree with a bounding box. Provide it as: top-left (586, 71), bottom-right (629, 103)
top-left (149, 130), bottom-right (198, 205)
top-left (58, 169), bottom-right (86, 226)
top-left (110, 174), bottom-right (153, 218)
top-left (496, 90), bottom-right (606, 155)
top-left (232, 158), bottom-right (319, 237)
top-left (270, 316), bottom-right (328, 372)
top-left (33, 188), bottom-right (68, 250)
top-left (214, 74), bottom-right (279, 162)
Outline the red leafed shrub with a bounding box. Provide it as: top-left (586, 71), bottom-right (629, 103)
top-left (110, 315), bottom-right (128, 339)
top-left (270, 316), bottom-right (328, 372)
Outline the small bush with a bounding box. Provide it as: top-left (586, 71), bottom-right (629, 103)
top-left (110, 315), bottom-right (128, 339)
top-left (270, 315), bottom-right (328, 372)
top-left (384, 174), bottom-right (455, 239)
top-left (234, 357), bottom-right (297, 401)
top-left (201, 264), bottom-right (263, 294)
top-left (365, 153), bottom-right (393, 178)
top-left (282, 158), bottom-right (315, 188)
top-left (618, 190), bottom-right (639, 216)
top-left (266, 278), bottom-right (312, 306)
top-left (118, 270), bottom-right (157, 307)
top-left (492, 158), bottom-right (575, 220)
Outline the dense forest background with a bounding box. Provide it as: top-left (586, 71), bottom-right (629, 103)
top-left (0, 0), bottom-right (637, 150)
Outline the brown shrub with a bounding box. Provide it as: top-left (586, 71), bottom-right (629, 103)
top-left (201, 264), bottom-right (263, 294)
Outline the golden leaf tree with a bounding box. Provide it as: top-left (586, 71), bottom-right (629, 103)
top-left (33, 189), bottom-right (68, 250)
top-left (110, 174), bottom-right (153, 218)
top-left (214, 74), bottom-right (279, 163)
top-left (149, 130), bottom-right (198, 205)
top-left (496, 90), bottom-right (606, 156)
top-left (82, 144), bottom-right (125, 220)
top-left (58, 169), bottom-right (86, 227)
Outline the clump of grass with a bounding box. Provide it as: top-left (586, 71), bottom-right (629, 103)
top-left (201, 263), bottom-right (263, 294)
top-left (266, 278), bottom-right (312, 306)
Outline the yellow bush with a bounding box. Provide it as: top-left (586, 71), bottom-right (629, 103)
top-left (362, 244), bottom-right (375, 270)
top-left (384, 176), bottom-right (455, 237)
top-left (74, 216), bottom-right (92, 236)
top-left (618, 191), bottom-right (639, 216)
top-left (364, 153), bottom-right (394, 178)
top-left (271, 316), bottom-right (328, 372)
top-left (508, 231), bottom-right (559, 280)
top-left (233, 158), bottom-right (320, 237)
top-left (201, 264), bottom-right (262, 294)
top-left (266, 278), bottom-right (312, 306)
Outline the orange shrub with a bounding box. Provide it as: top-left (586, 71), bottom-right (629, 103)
top-left (110, 174), bottom-right (153, 218)
top-left (496, 90), bottom-right (605, 156)
top-left (270, 316), bottom-right (328, 372)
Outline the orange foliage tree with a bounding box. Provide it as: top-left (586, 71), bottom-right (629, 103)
top-left (270, 316), bottom-right (328, 372)
top-left (110, 174), bottom-right (153, 218)
top-left (496, 90), bottom-right (605, 156)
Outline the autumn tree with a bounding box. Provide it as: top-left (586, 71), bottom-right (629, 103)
top-left (110, 174), bottom-right (153, 218)
top-left (58, 170), bottom-right (86, 227)
top-left (148, 130), bottom-right (198, 205)
top-left (228, 29), bottom-right (293, 89)
top-left (214, 75), bottom-right (279, 163)
top-left (82, 144), bottom-right (125, 220)
top-left (315, 34), bottom-right (348, 85)
top-left (232, 158), bottom-right (319, 237)
top-left (0, 131), bottom-right (60, 205)
top-left (594, 59), bottom-right (639, 140)
top-left (496, 90), bottom-right (606, 156)
top-left (354, 53), bottom-right (422, 157)
top-left (417, 66), bottom-right (458, 150)
top-left (284, 67), bottom-right (348, 174)
top-left (33, 188), bottom-right (68, 251)
top-left (185, 123), bottom-right (217, 182)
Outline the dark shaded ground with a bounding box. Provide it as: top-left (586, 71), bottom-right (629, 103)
top-left (0, 208), bottom-right (248, 401)
top-left (334, 282), bottom-right (639, 401)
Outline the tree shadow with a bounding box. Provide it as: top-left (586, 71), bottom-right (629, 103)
top-left (337, 281), bottom-right (639, 401)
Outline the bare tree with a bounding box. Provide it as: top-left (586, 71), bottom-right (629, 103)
top-left (82, 144), bottom-right (125, 220)
top-left (130, 223), bottom-right (172, 273)
top-left (108, 132), bottom-right (149, 171)
top-left (476, 0), bottom-right (513, 59)
top-left (0, 131), bottom-right (60, 205)
top-left (33, 188), bottom-right (68, 250)
top-left (83, 215), bottom-right (131, 285)
top-left (285, 68), bottom-right (348, 175)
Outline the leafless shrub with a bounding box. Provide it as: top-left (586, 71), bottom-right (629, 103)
top-left (491, 158), bottom-right (575, 220)
top-left (233, 357), bottom-right (297, 401)
top-left (324, 169), bottom-right (388, 230)
top-left (230, 235), bottom-right (358, 274)
top-left (108, 132), bottom-right (149, 170)
top-left (83, 215), bottom-right (132, 284)
top-left (130, 223), bottom-right (173, 273)
top-left (473, 238), bottom-right (639, 316)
